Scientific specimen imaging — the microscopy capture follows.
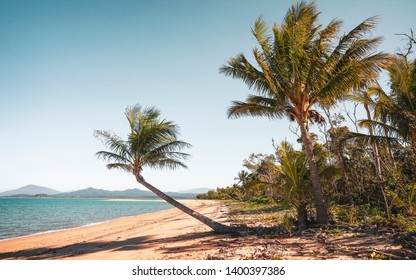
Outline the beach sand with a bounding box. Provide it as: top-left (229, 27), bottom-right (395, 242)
top-left (1, 199), bottom-right (412, 260)
top-left (0, 200), bottom-right (230, 260)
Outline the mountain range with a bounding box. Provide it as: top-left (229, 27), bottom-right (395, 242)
top-left (0, 185), bottom-right (62, 196)
top-left (0, 185), bottom-right (211, 199)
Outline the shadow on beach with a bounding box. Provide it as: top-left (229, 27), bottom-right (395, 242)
top-left (0, 231), bottom-right (228, 260)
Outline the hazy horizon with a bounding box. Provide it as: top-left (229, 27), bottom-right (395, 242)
top-left (0, 184), bottom-right (212, 193)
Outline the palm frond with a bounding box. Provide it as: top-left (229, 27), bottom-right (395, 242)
top-left (305, 18), bottom-right (342, 92)
top-left (328, 16), bottom-right (380, 63)
top-left (219, 54), bottom-right (273, 96)
top-left (245, 94), bottom-right (284, 107)
top-left (105, 163), bottom-right (133, 173)
top-left (251, 16), bottom-right (271, 54)
top-left (94, 130), bottom-right (133, 161)
top-left (339, 129), bottom-right (402, 146)
top-left (221, 2), bottom-right (386, 127)
top-left (95, 150), bottom-right (133, 165)
top-left (145, 157), bottom-right (189, 170)
top-left (227, 99), bottom-right (294, 121)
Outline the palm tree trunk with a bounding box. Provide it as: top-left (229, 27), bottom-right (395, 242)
top-left (339, 150), bottom-right (354, 206)
top-left (136, 174), bottom-right (233, 234)
top-left (364, 102), bottom-right (382, 179)
top-left (387, 143), bottom-right (397, 170)
top-left (363, 102), bottom-right (390, 218)
top-left (299, 121), bottom-right (329, 225)
top-left (297, 202), bottom-right (308, 230)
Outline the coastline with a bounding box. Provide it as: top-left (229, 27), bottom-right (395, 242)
top-left (0, 197), bottom-right (175, 241)
top-left (0, 206), bottom-right (182, 243)
top-left (1, 199), bottom-right (411, 260)
top-left (0, 200), bottom-right (230, 260)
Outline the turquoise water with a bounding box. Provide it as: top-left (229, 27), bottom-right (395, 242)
top-left (0, 198), bottom-right (173, 240)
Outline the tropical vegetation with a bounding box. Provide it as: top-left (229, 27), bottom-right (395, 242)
top-left (219, 1), bottom-right (388, 224)
top-left (199, 1), bottom-right (415, 232)
top-left (95, 1), bottom-right (415, 235)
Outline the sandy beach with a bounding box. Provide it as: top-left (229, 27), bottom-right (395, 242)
top-left (0, 200), bottom-right (230, 260)
top-left (1, 199), bottom-right (413, 260)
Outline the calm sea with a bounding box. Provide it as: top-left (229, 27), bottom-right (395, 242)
top-left (0, 197), bottom-right (173, 240)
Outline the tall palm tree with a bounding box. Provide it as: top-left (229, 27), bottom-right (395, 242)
top-left (381, 56), bottom-right (416, 147)
top-left (349, 56), bottom-right (416, 149)
top-left (349, 86), bottom-right (384, 178)
top-left (95, 104), bottom-right (232, 233)
top-left (219, 1), bottom-right (387, 224)
top-left (340, 57), bottom-right (415, 218)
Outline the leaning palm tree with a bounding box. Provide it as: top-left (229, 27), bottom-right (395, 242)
top-left (219, 1), bottom-right (387, 224)
top-left (94, 104), bottom-right (232, 233)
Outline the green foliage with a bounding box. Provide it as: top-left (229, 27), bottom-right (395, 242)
top-left (282, 212), bottom-right (295, 233)
top-left (197, 185), bottom-right (245, 201)
top-left (331, 204), bottom-right (416, 232)
top-left (332, 205), bottom-right (357, 225)
top-left (389, 214), bottom-right (416, 232)
top-left (198, 6), bottom-right (416, 232)
top-left (250, 197), bottom-right (274, 204)
top-left (220, 0), bottom-right (388, 225)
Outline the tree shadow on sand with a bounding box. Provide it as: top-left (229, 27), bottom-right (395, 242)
top-left (206, 224), bottom-right (416, 260)
top-left (0, 231), bottom-right (229, 260)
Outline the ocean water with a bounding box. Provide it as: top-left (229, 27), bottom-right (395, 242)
top-left (0, 197), bottom-right (173, 240)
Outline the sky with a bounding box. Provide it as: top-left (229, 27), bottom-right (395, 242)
top-left (0, 0), bottom-right (415, 192)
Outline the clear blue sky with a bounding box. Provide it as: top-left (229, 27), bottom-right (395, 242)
top-left (0, 0), bottom-right (415, 192)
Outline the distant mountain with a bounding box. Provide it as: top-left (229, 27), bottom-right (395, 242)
top-left (0, 185), bottom-right (202, 199)
top-left (0, 185), bottom-right (62, 196)
top-left (59, 187), bottom-right (153, 198)
top-left (58, 187), bottom-right (197, 199)
top-left (179, 188), bottom-right (213, 194)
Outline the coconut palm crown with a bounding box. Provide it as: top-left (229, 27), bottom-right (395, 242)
top-left (220, 1), bottom-right (388, 224)
top-left (95, 105), bottom-right (191, 178)
top-left (95, 104), bottom-right (232, 233)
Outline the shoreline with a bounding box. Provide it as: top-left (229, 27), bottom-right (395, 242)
top-left (0, 197), bottom-right (184, 243)
top-left (0, 200), bottom-right (230, 260)
top-left (1, 199), bottom-right (410, 260)
top-left (0, 203), bottom-right (178, 243)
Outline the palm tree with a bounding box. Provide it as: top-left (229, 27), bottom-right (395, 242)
top-left (219, 1), bottom-right (387, 224)
top-left (234, 170), bottom-right (251, 186)
top-left (381, 56), bottom-right (416, 147)
top-left (349, 84), bottom-right (385, 176)
top-left (348, 56), bottom-right (416, 149)
top-left (275, 141), bottom-right (339, 228)
top-left (94, 104), bottom-right (232, 233)
top-left (345, 56), bottom-right (416, 219)
top-left (275, 141), bottom-right (312, 228)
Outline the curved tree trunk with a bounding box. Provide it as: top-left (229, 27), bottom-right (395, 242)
top-left (299, 121), bottom-right (329, 225)
top-left (136, 174), bottom-right (233, 234)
